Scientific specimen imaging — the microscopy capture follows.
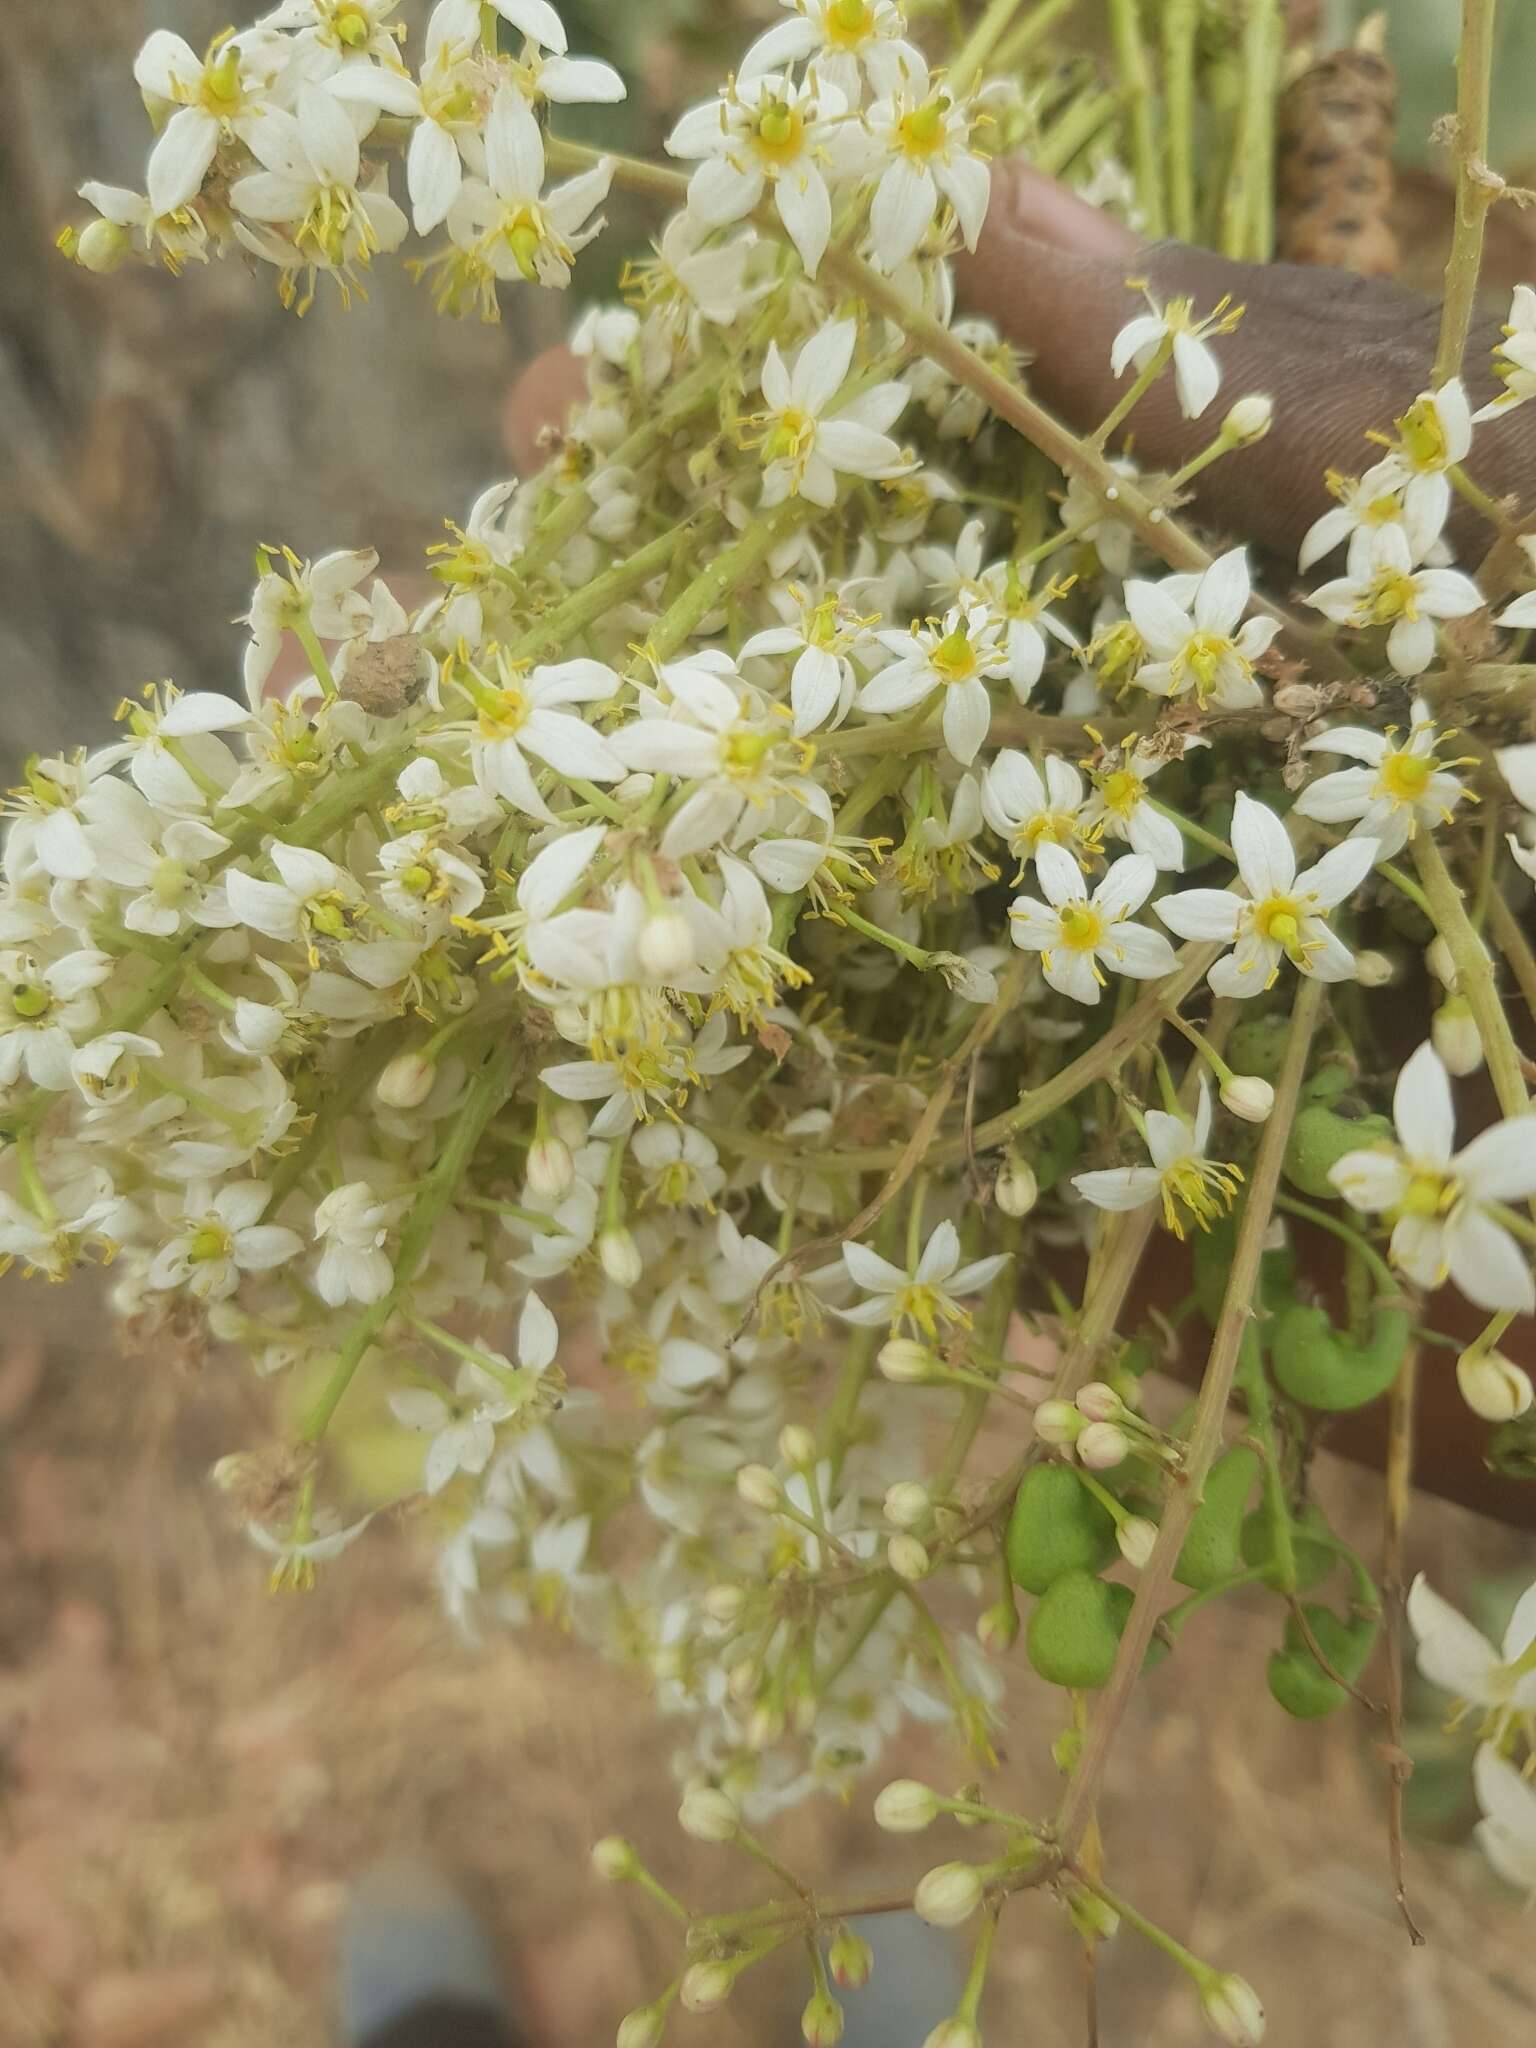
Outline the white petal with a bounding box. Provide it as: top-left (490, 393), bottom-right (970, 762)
top-left (1072, 1166), bottom-right (1162, 1211)
top-left (1154, 888), bottom-right (1242, 941)
top-left (518, 1288), bottom-right (559, 1370)
top-left (1443, 1207), bottom-right (1535, 1314)
top-left (792, 319), bottom-right (856, 414)
top-left (775, 166), bottom-right (832, 278)
top-left (1231, 792), bottom-right (1295, 898)
top-left (147, 107), bottom-right (219, 216)
top-left (494, 0), bottom-right (568, 52)
top-left (407, 117), bottom-right (463, 235)
top-left (1456, 1116), bottom-right (1536, 1202)
top-left (870, 158), bottom-right (936, 272)
top-left (1408, 1575), bottom-right (1501, 1701)
top-left (1393, 1039), bottom-right (1455, 1162)
top-left (485, 84), bottom-right (544, 201)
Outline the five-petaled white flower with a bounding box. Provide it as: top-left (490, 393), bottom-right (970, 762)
top-left (1474, 285), bottom-right (1536, 422)
top-left (1297, 457), bottom-right (1446, 576)
top-left (467, 654), bottom-right (625, 821)
top-left (227, 841), bottom-right (365, 949)
top-left (1007, 843), bottom-right (1176, 1005)
top-left (1407, 1573), bottom-right (1536, 1733)
top-left (1473, 1743), bottom-right (1536, 1900)
top-left (1072, 1076), bottom-right (1242, 1238)
top-left (148, 1180), bottom-right (303, 1301)
top-left (980, 750), bottom-right (1093, 870)
top-left (1079, 743), bottom-right (1187, 871)
top-left (918, 518), bottom-right (1079, 701)
top-left (327, 3), bottom-right (490, 235)
top-left (667, 70), bottom-right (848, 279)
top-left (754, 319), bottom-right (910, 509)
top-left (1329, 1039), bottom-right (1536, 1313)
top-left (0, 948), bottom-right (114, 1091)
top-left (446, 85), bottom-right (613, 292)
top-left (133, 27), bottom-right (287, 216)
top-left (839, 1219), bottom-right (1010, 1337)
top-left (1157, 791), bottom-right (1378, 996)
top-left (313, 1179), bottom-right (407, 1306)
top-left (1292, 696), bottom-right (1468, 857)
top-left (1306, 524), bottom-right (1484, 678)
top-left (1371, 380), bottom-right (1473, 539)
top-left (1109, 289), bottom-right (1237, 419)
top-left (1125, 547), bottom-right (1279, 710)
top-left (740, 0), bottom-right (920, 102)
top-left (860, 604), bottom-right (1010, 765)
top-left (391, 1295), bottom-right (555, 1494)
top-left (862, 53), bottom-right (990, 274)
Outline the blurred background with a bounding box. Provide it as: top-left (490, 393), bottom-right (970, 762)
top-left (1, 4), bottom-right (1536, 2045)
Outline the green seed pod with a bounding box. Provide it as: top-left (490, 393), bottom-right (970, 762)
top-left (1282, 1102), bottom-right (1395, 1200)
top-left (1174, 1444), bottom-right (1260, 1590)
top-left (1270, 1301), bottom-right (1413, 1411)
top-left (1240, 1504), bottom-right (1335, 1592)
top-left (1299, 1062), bottom-right (1356, 1108)
top-left (1267, 1602), bottom-right (1380, 1719)
top-left (1006, 1464), bottom-right (1118, 1595)
top-left (1226, 1012), bottom-right (1292, 1083)
top-left (1025, 1570), bottom-right (1133, 1690)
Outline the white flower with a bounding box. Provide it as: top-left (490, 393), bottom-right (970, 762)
top-left (227, 842), bottom-right (364, 948)
top-left (918, 519), bottom-right (1079, 701)
top-left (1109, 289), bottom-right (1236, 419)
top-left (1007, 843), bottom-right (1176, 1006)
top-left (1073, 1077), bottom-right (1241, 1238)
top-left (860, 604), bottom-right (1010, 766)
top-left (467, 655), bottom-right (624, 820)
top-left (740, 587), bottom-right (874, 737)
top-left (230, 86), bottom-right (408, 308)
top-left (1306, 525), bottom-right (1484, 678)
top-left (753, 319), bottom-right (909, 509)
top-left (1371, 380), bottom-right (1474, 540)
top-left (1495, 537), bottom-right (1536, 630)
top-left (0, 948), bottom-right (114, 1091)
top-left (1292, 696), bottom-right (1467, 857)
top-left (243, 545), bottom-right (378, 697)
top-left (1157, 792), bottom-right (1378, 997)
top-left (390, 1328), bottom-right (543, 1495)
top-left (1297, 457), bottom-right (1446, 576)
top-left (1473, 284), bottom-right (1536, 422)
top-left (1124, 547), bottom-right (1279, 710)
top-left (445, 86), bottom-right (612, 293)
top-left (376, 830), bottom-right (485, 928)
top-left (313, 1180), bottom-right (406, 1305)
top-left (249, 1512), bottom-right (373, 1587)
top-left (980, 751), bottom-right (1093, 869)
top-left (81, 778), bottom-right (230, 936)
top-left (667, 70), bottom-right (848, 279)
top-left (327, 4), bottom-right (487, 234)
top-left (1329, 1039), bottom-right (1536, 1313)
top-left (1407, 1574), bottom-right (1536, 1727)
top-left (133, 27), bottom-right (287, 215)
top-left (147, 1181), bottom-right (303, 1301)
top-left (739, 0), bottom-right (920, 102)
top-left (863, 53), bottom-right (990, 273)
top-left (839, 1219), bottom-right (1009, 1337)
top-left (1079, 743), bottom-right (1187, 871)
top-left (1473, 1743), bottom-right (1536, 1898)
top-left (486, 0), bottom-right (569, 50)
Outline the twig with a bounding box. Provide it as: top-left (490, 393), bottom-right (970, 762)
top-left (1433, 0), bottom-right (1501, 386)
top-left (1381, 1340), bottom-right (1427, 1944)
top-left (1285, 1593), bottom-right (1384, 1715)
top-left (1488, 888), bottom-right (1536, 1023)
top-left (1055, 976), bottom-right (1325, 1854)
top-left (1413, 831), bottom-right (1529, 1115)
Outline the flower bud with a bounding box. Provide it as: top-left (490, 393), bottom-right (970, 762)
top-left (994, 1152), bottom-right (1038, 1218)
top-left (913, 1861), bottom-right (984, 1928)
top-left (703, 1582), bottom-right (746, 1624)
top-left (1075, 1380), bottom-right (1122, 1423)
top-left (678, 1784), bottom-right (739, 1843)
top-left (526, 1136), bottom-right (574, 1201)
top-left (638, 909), bottom-right (696, 980)
top-left (875, 1778), bottom-right (941, 1832)
top-left (1116, 1514), bottom-right (1159, 1568)
top-left (888, 1533), bottom-right (931, 1580)
top-left (976, 1598), bottom-right (1019, 1651)
top-left (736, 1463), bottom-right (781, 1511)
top-left (1220, 1074), bottom-right (1274, 1124)
top-left (375, 1051), bottom-right (437, 1109)
top-left (591, 1835), bottom-right (638, 1881)
top-left (1032, 1398), bottom-right (1083, 1445)
top-left (599, 1226), bottom-right (643, 1287)
top-left (747, 1701), bottom-right (785, 1748)
top-left (617, 2004), bottom-right (666, 2048)
top-left (1076, 1421), bottom-right (1131, 1470)
top-left (551, 1102), bottom-right (588, 1147)
top-left (801, 1989), bottom-right (845, 2046)
top-left (1431, 996), bottom-right (1483, 1077)
top-left (75, 218), bottom-right (132, 274)
top-left (922, 2020), bottom-right (981, 2048)
top-left (1354, 948), bottom-right (1394, 988)
top-left (680, 1961), bottom-right (736, 2013)
top-left (827, 1925), bottom-right (874, 1990)
top-left (883, 1480), bottom-right (930, 1528)
top-left (1201, 1971), bottom-right (1265, 2046)
top-left (779, 1422), bottom-right (816, 1467)
top-left (879, 1337), bottom-right (938, 1382)
top-left (1456, 1347), bottom-right (1534, 1422)
top-left (1426, 935), bottom-right (1459, 989)
top-left (1222, 394), bottom-right (1273, 444)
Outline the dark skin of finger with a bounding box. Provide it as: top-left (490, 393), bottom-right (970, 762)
top-left (501, 168), bottom-right (1536, 1524)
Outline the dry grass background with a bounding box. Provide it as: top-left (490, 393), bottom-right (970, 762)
top-left (1, 4), bottom-right (1535, 2044)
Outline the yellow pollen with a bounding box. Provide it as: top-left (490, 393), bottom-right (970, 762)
top-left (765, 407), bottom-right (816, 466)
top-left (1379, 748), bottom-right (1433, 804)
top-left (1057, 902), bottom-right (1104, 952)
top-left (898, 98), bottom-right (949, 158)
top-left (828, 0), bottom-right (875, 42)
top-left (1400, 1169), bottom-right (1456, 1219)
top-left (931, 627), bottom-right (976, 680)
top-left (1366, 569), bottom-right (1417, 626)
top-left (1160, 1156), bottom-right (1243, 1239)
top-left (754, 100), bottom-right (806, 165)
top-left (1397, 396), bottom-right (1448, 470)
top-left (189, 1223), bottom-right (230, 1264)
top-left (478, 687), bottom-right (530, 737)
top-left (1100, 768), bottom-right (1141, 817)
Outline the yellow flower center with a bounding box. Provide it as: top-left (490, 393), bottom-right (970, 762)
top-left (1399, 1169), bottom-right (1458, 1219)
top-left (898, 98), bottom-right (949, 160)
top-left (9, 980), bottom-right (50, 1021)
top-left (828, 0), bottom-right (876, 43)
top-left (502, 208), bottom-right (546, 282)
top-left (1160, 1156), bottom-right (1243, 1239)
top-left (1365, 570), bottom-right (1417, 626)
top-left (1180, 631), bottom-right (1232, 702)
top-left (189, 1222), bottom-right (231, 1264)
top-left (1099, 768), bottom-right (1142, 819)
top-left (765, 406), bottom-right (816, 466)
top-left (723, 728), bottom-right (772, 774)
top-left (754, 100), bottom-right (806, 165)
top-left (1254, 895), bottom-right (1303, 951)
top-left (891, 1280), bottom-right (967, 1339)
top-left (1057, 902), bottom-right (1105, 952)
top-left (200, 45), bottom-right (244, 116)
top-left (1364, 492), bottom-right (1401, 527)
top-left (478, 686), bottom-right (530, 739)
top-left (1397, 396), bottom-right (1448, 471)
top-left (1021, 810), bottom-right (1077, 849)
top-left (399, 862), bottom-right (436, 897)
top-left (931, 627), bottom-right (977, 681)
top-left (1379, 747), bottom-right (1433, 804)
top-left (332, 3), bottom-right (373, 47)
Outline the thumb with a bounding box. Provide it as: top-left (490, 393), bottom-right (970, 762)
top-left (954, 158), bottom-right (1528, 564)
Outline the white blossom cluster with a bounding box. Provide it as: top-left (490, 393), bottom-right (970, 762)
top-left (27, 0), bottom-right (1536, 1882)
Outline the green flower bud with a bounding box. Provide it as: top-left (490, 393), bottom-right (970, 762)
top-left (802, 1989), bottom-right (845, 2046)
top-left (678, 1784), bottom-right (739, 1842)
top-left (914, 1861), bottom-right (985, 1928)
top-left (591, 1835), bottom-right (639, 1881)
top-left (1201, 1972), bottom-right (1265, 2046)
top-left (875, 1778), bottom-right (940, 1832)
top-left (827, 1925), bottom-right (874, 1990)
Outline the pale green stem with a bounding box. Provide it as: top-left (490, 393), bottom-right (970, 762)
top-left (1161, 0), bottom-right (1199, 241)
top-left (1108, 0), bottom-right (1164, 237)
top-left (1034, 87), bottom-right (1124, 179)
top-left (1090, 338), bottom-right (1173, 454)
top-left (993, 0), bottom-right (1077, 71)
top-left (1412, 830), bottom-right (1528, 1114)
top-left (949, 0), bottom-right (1030, 92)
top-left (1434, 0), bottom-right (1501, 386)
